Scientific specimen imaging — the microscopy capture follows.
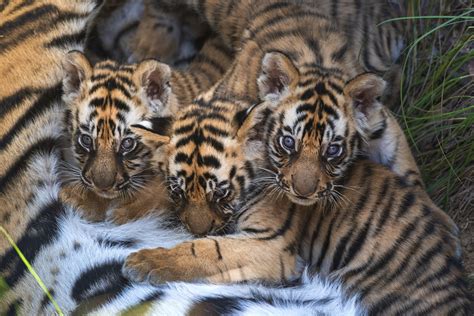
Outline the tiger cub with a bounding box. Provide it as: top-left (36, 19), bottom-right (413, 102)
top-left (60, 37), bottom-right (233, 224)
top-left (123, 52), bottom-right (470, 314)
top-left (86, 0), bottom-right (209, 67)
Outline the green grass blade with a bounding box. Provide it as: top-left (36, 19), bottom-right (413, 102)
top-left (0, 226), bottom-right (64, 316)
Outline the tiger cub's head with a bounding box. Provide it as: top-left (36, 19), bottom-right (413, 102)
top-left (160, 89), bottom-right (260, 236)
top-left (61, 51), bottom-right (174, 200)
top-left (250, 52), bottom-right (387, 206)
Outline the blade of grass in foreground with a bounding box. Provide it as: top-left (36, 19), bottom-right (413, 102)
top-left (0, 226), bottom-right (64, 316)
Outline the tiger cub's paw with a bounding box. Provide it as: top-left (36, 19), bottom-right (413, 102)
top-left (122, 248), bottom-right (187, 285)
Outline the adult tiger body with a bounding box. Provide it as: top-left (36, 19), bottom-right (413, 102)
top-left (0, 1), bottom-right (360, 314)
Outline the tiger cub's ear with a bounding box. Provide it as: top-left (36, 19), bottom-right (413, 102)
top-left (133, 59), bottom-right (173, 115)
top-left (63, 51), bottom-right (92, 101)
top-left (233, 101), bottom-right (270, 149)
top-left (257, 52), bottom-right (300, 103)
top-left (344, 73), bottom-right (386, 132)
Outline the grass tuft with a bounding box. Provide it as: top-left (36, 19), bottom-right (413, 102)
top-left (396, 0), bottom-right (474, 290)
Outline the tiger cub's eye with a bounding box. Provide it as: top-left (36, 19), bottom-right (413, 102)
top-left (78, 134), bottom-right (93, 151)
top-left (326, 144), bottom-right (343, 158)
top-left (280, 135), bottom-right (296, 152)
top-left (120, 138), bottom-right (136, 153)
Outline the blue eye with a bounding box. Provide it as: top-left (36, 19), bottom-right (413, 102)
top-left (120, 138), bottom-right (136, 153)
top-left (326, 144), bottom-right (342, 158)
top-left (280, 135), bottom-right (296, 151)
top-left (79, 134), bottom-right (92, 150)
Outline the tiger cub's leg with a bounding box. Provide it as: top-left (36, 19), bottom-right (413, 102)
top-left (123, 199), bottom-right (303, 284)
top-left (364, 105), bottom-right (424, 187)
top-left (123, 235), bottom-right (298, 285)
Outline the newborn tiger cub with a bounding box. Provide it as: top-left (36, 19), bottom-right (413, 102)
top-left (60, 39), bottom-right (232, 223)
top-left (123, 52), bottom-right (470, 313)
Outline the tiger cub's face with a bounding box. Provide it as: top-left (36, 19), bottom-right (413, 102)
top-left (62, 52), bottom-right (174, 200)
top-left (164, 89), bottom-right (257, 236)
top-left (255, 53), bottom-right (386, 206)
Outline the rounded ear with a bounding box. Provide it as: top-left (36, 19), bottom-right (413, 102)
top-left (63, 50), bottom-right (92, 100)
top-left (233, 102), bottom-right (266, 142)
top-left (257, 52), bottom-right (299, 103)
top-left (133, 59), bottom-right (172, 114)
top-left (344, 73), bottom-right (386, 116)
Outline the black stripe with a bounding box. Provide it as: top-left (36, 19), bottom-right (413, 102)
top-left (0, 84), bottom-right (62, 150)
top-left (71, 260), bottom-right (130, 302)
top-left (0, 9), bottom-right (88, 53)
top-left (213, 239), bottom-right (223, 260)
top-left (189, 296), bottom-right (242, 315)
top-left (360, 217), bottom-right (420, 283)
top-left (89, 80), bottom-right (132, 99)
top-left (296, 103), bottom-right (316, 114)
top-left (314, 213), bottom-right (337, 269)
top-left (308, 212), bottom-right (325, 265)
top-left (203, 124), bottom-right (230, 137)
top-left (0, 138), bottom-right (58, 193)
top-left (369, 121), bottom-right (387, 140)
top-left (331, 43), bottom-right (348, 62)
top-left (112, 98), bottom-right (131, 112)
top-left (140, 290), bottom-right (164, 303)
top-left (199, 155), bottom-right (221, 168)
top-left (242, 227), bottom-right (271, 234)
top-left (6, 300), bottom-right (21, 316)
top-left (203, 136), bottom-right (224, 152)
top-left (193, 54), bottom-right (226, 78)
top-left (300, 89), bottom-right (314, 101)
top-left (369, 293), bottom-right (405, 315)
top-left (174, 123), bottom-right (195, 135)
top-left (0, 87), bottom-right (37, 118)
top-left (0, 4), bottom-right (57, 36)
top-left (175, 152), bottom-right (191, 164)
top-left (45, 29), bottom-right (87, 48)
top-left (258, 204), bottom-right (296, 240)
top-left (396, 192), bottom-right (415, 218)
top-left (0, 200), bottom-right (63, 286)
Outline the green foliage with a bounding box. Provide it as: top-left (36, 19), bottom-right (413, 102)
top-left (396, 2), bottom-right (473, 215)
